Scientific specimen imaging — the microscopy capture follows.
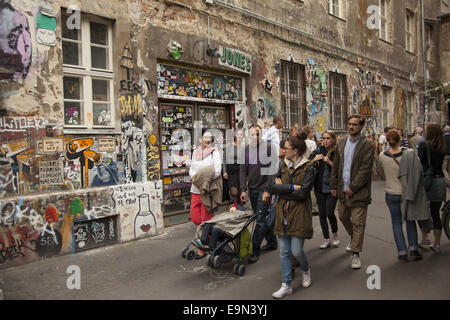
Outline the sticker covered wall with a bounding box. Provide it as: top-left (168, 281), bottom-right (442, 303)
top-left (352, 67), bottom-right (382, 136)
top-left (157, 64), bottom-right (243, 102)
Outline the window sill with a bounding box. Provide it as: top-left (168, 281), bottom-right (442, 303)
top-left (379, 38), bottom-right (392, 45)
top-left (406, 50), bottom-right (416, 56)
top-left (328, 13), bottom-right (346, 22)
top-left (64, 128), bottom-right (121, 135)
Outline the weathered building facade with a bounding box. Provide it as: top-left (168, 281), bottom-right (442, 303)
top-left (0, 0), bottom-right (448, 268)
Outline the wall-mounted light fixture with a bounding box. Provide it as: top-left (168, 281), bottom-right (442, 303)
top-left (206, 47), bottom-right (220, 57)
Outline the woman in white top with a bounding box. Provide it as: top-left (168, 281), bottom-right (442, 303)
top-left (379, 129), bottom-right (422, 262)
top-left (189, 130), bottom-right (222, 226)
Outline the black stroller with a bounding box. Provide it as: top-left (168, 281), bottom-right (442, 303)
top-left (181, 209), bottom-right (256, 276)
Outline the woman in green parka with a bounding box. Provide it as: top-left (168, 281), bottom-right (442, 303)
top-left (270, 132), bottom-right (316, 299)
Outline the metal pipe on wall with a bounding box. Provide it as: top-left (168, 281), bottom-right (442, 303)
top-left (421, 0), bottom-right (428, 125)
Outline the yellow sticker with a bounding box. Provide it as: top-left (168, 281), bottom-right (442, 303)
top-left (163, 177), bottom-right (172, 185)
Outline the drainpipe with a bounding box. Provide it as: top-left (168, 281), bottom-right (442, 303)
top-left (421, 0), bottom-right (428, 125)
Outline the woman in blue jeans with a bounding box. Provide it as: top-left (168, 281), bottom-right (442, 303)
top-left (379, 129), bottom-right (422, 261)
top-left (269, 132), bottom-right (316, 299)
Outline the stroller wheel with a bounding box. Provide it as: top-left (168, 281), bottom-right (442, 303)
top-left (213, 255), bottom-right (222, 269)
top-left (186, 249), bottom-right (196, 261)
top-left (181, 247), bottom-right (189, 259)
top-left (237, 265), bottom-right (246, 276)
top-left (207, 255), bottom-right (213, 266)
top-left (233, 263), bottom-right (239, 274)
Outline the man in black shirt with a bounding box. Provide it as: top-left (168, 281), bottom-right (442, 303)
top-left (240, 124), bottom-right (277, 263)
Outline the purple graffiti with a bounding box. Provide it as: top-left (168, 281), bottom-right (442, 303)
top-left (0, 2), bottom-right (32, 80)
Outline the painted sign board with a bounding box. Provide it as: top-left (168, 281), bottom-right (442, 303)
top-left (218, 46), bottom-right (251, 75)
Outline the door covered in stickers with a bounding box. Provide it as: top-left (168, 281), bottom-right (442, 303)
top-left (159, 101), bottom-right (231, 225)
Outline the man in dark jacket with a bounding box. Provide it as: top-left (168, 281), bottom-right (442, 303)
top-left (330, 115), bottom-right (374, 270)
top-left (240, 124), bottom-right (277, 263)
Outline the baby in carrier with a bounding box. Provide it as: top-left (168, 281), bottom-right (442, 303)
top-left (192, 203), bottom-right (245, 251)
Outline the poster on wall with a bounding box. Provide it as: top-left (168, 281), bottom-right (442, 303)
top-left (39, 159), bottom-right (64, 186)
top-left (36, 138), bottom-right (64, 154)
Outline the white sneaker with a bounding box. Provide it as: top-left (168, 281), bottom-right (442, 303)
top-left (332, 233), bottom-right (340, 247)
top-left (351, 254), bottom-right (361, 269)
top-left (320, 239), bottom-right (331, 249)
top-left (272, 283), bottom-right (292, 299)
top-left (302, 270), bottom-right (311, 288)
top-left (345, 243), bottom-right (352, 253)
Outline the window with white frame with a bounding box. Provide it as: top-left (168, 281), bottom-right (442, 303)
top-left (426, 25), bottom-right (433, 62)
top-left (62, 11), bottom-right (114, 128)
top-left (381, 86), bottom-right (391, 128)
top-left (379, 0), bottom-right (391, 42)
top-left (280, 61), bottom-right (307, 130)
top-left (405, 10), bottom-right (415, 53)
top-left (329, 72), bottom-right (347, 131)
top-left (328, 0), bottom-right (342, 19)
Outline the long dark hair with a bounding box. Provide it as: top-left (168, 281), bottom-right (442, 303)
top-left (426, 123), bottom-right (446, 154)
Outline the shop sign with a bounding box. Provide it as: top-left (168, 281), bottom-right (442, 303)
top-left (219, 46), bottom-right (251, 75)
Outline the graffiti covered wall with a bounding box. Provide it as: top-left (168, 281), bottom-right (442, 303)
top-left (0, 181), bottom-right (163, 268)
top-left (351, 67), bottom-right (382, 135)
top-left (306, 58), bottom-right (328, 137)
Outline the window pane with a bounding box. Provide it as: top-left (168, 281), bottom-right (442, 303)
top-left (64, 102), bottom-right (83, 125)
top-left (92, 79), bottom-right (109, 101)
top-left (62, 14), bottom-right (79, 40)
top-left (63, 41), bottom-right (80, 65)
top-left (333, 0), bottom-right (339, 16)
top-left (63, 76), bottom-right (82, 100)
top-left (90, 22), bottom-right (108, 45)
top-left (93, 104), bottom-right (111, 126)
top-left (91, 46), bottom-right (107, 69)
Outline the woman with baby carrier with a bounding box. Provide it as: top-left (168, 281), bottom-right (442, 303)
top-left (189, 129), bottom-right (222, 259)
top-left (269, 132), bottom-right (316, 299)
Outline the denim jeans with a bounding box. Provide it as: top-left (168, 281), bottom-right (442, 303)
top-left (249, 188), bottom-right (274, 256)
top-left (200, 224), bottom-right (227, 249)
top-left (278, 225), bottom-right (309, 286)
top-left (385, 193), bottom-right (418, 255)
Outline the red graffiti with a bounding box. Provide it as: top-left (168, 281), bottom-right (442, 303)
top-left (44, 206), bottom-right (59, 224)
top-left (140, 224), bottom-right (151, 233)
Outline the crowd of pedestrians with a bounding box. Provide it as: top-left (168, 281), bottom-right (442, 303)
top-left (187, 115), bottom-right (449, 299)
